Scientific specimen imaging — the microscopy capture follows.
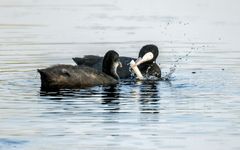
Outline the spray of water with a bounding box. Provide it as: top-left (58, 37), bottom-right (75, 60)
top-left (161, 64), bottom-right (176, 81)
top-left (161, 50), bottom-right (193, 81)
top-left (128, 48), bottom-right (196, 81)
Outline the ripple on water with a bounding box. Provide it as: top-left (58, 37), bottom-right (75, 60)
top-left (0, 0), bottom-right (240, 150)
top-left (0, 138), bottom-right (28, 150)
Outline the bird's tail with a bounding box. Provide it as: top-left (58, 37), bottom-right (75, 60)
top-left (37, 69), bottom-right (51, 91)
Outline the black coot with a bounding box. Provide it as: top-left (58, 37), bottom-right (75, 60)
top-left (38, 50), bottom-right (122, 91)
top-left (73, 44), bottom-right (161, 79)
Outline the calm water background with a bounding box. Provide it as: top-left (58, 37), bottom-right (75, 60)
top-left (0, 0), bottom-right (240, 149)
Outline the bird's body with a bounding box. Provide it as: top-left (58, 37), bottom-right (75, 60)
top-left (38, 65), bottom-right (117, 90)
top-left (38, 50), bottom-right (121, 91)
top-left (73, 44), bottom-right (161, 79)
top-left (73, 56), bottom-right (134, 78)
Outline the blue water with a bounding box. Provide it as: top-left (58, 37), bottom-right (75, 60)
top-left (0, 0), bottom-right (240, 150)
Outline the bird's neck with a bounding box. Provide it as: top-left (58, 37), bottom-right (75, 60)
top-left (110, 67), bottom-right (119, 80)
top-left (103, 67), bottom-right (119, 80)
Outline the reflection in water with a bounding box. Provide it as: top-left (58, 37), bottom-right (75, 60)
top-left (101, 85), bottom-right (120, 112)
top-left (39, 85), bottom-right (122, 112)
top-left (40, 89), bottom-right (71, 99)
top-left (40, 89), bottom-right (87, 100)
top-left (40, 88), bottom-right (100, 99)
top-left (138, 80), bottom-right (160, 113)
top-left (1, 0), bottom-right (240, 149)
top-left (39, 81), bottom-right (162, 114)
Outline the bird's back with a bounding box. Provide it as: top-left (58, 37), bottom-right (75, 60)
top-left (72, 55), bottom-right (103, 70)
top-left (38, 65), bottom-right (117, 91)
top-left (73, 56), bottom-right (135, 79)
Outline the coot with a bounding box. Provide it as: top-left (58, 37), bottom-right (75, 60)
top-left (38, 50), bottom-right (122, 91)
top-left (73, 44), bottom-right (161, 79)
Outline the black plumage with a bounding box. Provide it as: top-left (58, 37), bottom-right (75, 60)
top-left (38, 50), bottom-right (121, 91)
top-left (73, 44), bottom-right (161, 79)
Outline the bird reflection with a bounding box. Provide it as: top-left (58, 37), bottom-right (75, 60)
top-left (39, 89), bottom-right (76, 101)
top-left (39, 88), bottom-right (97, 101)
top-left (138, 80), bottom-right (160, 113)
top-left (101, 85), bottom-right (120, 112)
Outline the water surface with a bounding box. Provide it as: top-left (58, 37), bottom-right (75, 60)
top-left (0, 0), bottom-right (240, 150)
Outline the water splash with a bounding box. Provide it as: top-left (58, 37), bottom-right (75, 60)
top-left (128, 63), bottom-right (137, 79)
top-left (161, 50), bottom-right (193, 81)
top-left (128, 48), bottom-right (196, 81)
top-left (161, 64), bottom-right (176, 81)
